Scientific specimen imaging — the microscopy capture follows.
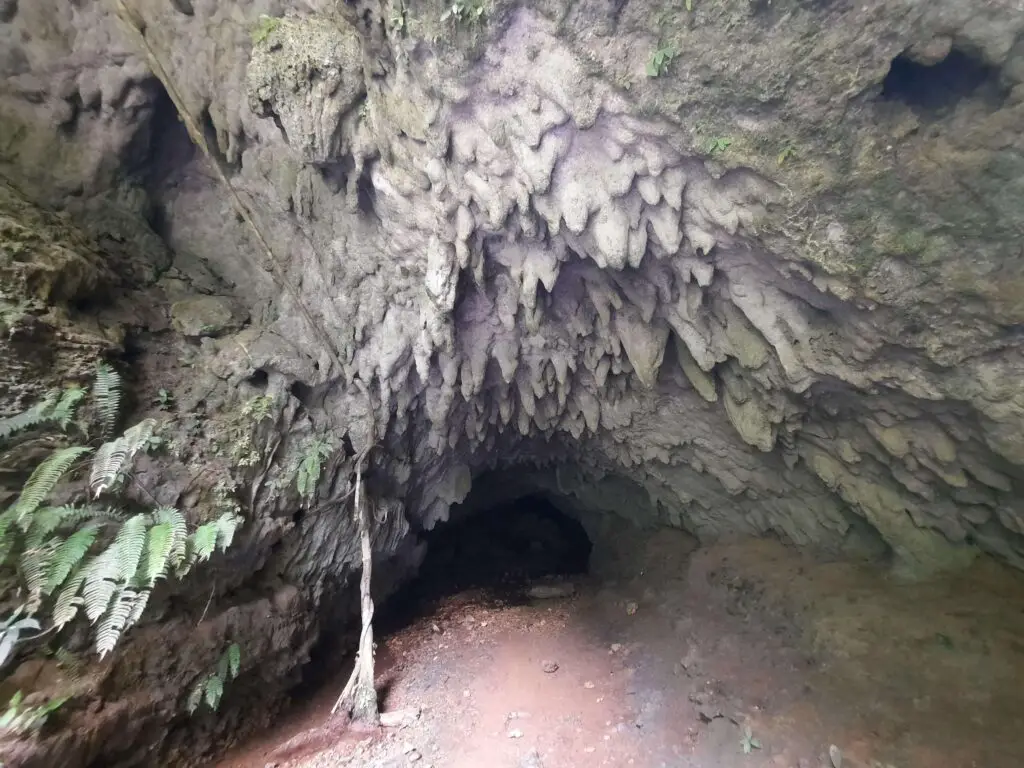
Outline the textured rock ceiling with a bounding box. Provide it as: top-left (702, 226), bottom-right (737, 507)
top-left (2, 0), bottom-right (1024, 583)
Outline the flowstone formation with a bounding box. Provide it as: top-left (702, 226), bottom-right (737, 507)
top-left (2, 0), bottom-right (1024, 763)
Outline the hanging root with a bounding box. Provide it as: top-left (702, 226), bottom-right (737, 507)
top-left (331, 456), bottom-right (379, 723)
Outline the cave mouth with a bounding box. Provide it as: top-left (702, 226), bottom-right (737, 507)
top-left (881, 48), bottom-right (1000, 112)
top-left (378, 494), bottom-right (593, 632)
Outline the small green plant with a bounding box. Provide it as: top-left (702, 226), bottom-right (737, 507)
top-left (706, 136), bottom-right (732, 156)
top-left (440, 0), bottom-right (486, 24)
top-left (740, 725), bottom-right (762, 754)
top-left (0, 691), bottom-right (67, 736)
top-left (646, 43), bottom-right (678, 77)
top-left (777, 141), bottom-right (797, 166)
top-left (251, 15), bottom-right (281, 45)
top-left (188, 643), bottom-right (241, 714)
top-left (295, 438), bottom-right (335, 500)
top-left (154, 389), bottom-right (174, 411)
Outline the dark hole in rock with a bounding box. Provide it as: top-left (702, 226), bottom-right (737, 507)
top-left (378, 494), bottom-right (592, 634)
top-left (290, 379), bottom-right (312, 406)
top-left (247, 368), bottom-right (269, 389)
top-left (882, 49), bottom-right (999, 113)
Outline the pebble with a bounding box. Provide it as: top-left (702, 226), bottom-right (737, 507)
top-left (407, 751), bottom-right (422, 763)
top-left (626, 601), bottom-right (639, 615)
top-left (610, 643), bottom-right (622, 653)
top-left (540, 659), bottom-right (559, 673)
top-left (583, 681), bottom-right (595, 689)
top-left (508, 729), bottom-right (524, 739)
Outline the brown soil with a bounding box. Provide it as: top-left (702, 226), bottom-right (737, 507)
top-left (215, 533), bottom-right (1024, 768)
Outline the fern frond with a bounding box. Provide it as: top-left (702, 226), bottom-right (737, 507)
top-left (44, 525), bottom-right (98, 594)
top-left (110, 514), bottom-right (147, 583)
top-left (81, 549), bottom-right (119, 624)
top-left (204, 674), bottom-right (224, 711)
top-left (52, 386), bottom-right (87, 430)
top-left (187, 522), bottom-right (218, 566)
top-left (0, 390), bottom-right (59, 441)
top-left (90, 419), bottom-right (156, 498)
top-left (227, 643), bottom-right (241, 679)
top-left (21, 541), bottom-right (58, 610)
top-left (25, 506), bottom-right (79, 549)
top-left (11, 446), bottom-right (92, 524)
top-left (126, 587), bottom-right (151, 627)
top-left (187, 682), bottom-right (204, 714)
top-left (151, 507), bottom-right (187, 568)
top-left (93, 363), bottom-right (121, 437)
top-left (95, 588), bottom-right (143, 658)
top-left (140, 522), bottom-right (172, 586)
top-left (52, 568), bottom-right (86, 629)
top-left (81, 515), bottom-right (146, 624)
top-left (214, 513), bottom-right (243, 552)
top-left (0, 507), bottom-right (17, 565)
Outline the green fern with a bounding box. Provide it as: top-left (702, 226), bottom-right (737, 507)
top-left (187, 682), bottom-right (204, 714)
top-left (0, 390), bottom-right (60, 440)
top-left (90, 419), bottom-right (157, 497)
top-left (141, 522), bottom-right (173, 585)
top-left (152, 507), bottom-right (188, 568)
top-left (92, 363), bottom-right (121, 438)
top-left (45, 526), bottom-right (99, 594)
top-left (203, 674), bottom-right (224, 710)
top-left (11, 446), bottom-right (91, 524)
top-left (188, 522), bottom-right (219, 565)
top-left (52, 386), bottom-right (87, 430)
top-left (295, 438), bottom-right (334, 500)
top-left (96, 588), bottom-right (142, 659)
top-left (227, 643), bottom-right (241, 678)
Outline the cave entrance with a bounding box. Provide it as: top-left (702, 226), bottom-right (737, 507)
top-left (417, 494), bottom-right (592, 596)
top-left (380, 494), bottom-right (593, 630)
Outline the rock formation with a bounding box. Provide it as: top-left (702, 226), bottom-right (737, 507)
top-left (2, 0), bottom-right (1023, 763)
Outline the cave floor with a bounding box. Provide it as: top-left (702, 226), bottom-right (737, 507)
top-left (217, 535), bottom-right (1024, 768)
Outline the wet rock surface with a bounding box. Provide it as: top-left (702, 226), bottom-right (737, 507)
top-left (1, 0), bottom-right (1024, 764)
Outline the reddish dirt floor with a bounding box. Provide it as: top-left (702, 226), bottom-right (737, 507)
top-left (215, 533), bottom-right (1024, 768)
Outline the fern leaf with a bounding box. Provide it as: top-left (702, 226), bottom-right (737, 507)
top-left (52, 567), bottom-right (86, 628)
top-left (187, 522), bottom-right (218, 566)
top-left (81, 550), bottom-right (119, 624)
top-left (0, 507), bottom-right (17, 565)
top-left (125, 587), bottom-right (151, 627)
top-left (90, 419), bottom-right (157, 498)
top-left (45, 525), bottom-right (98, 594)
top-left (21, 540), bottom-right (58, 610)
top-left (52, 386), bottom-right (87, 430)
top-left (187, 682), bottom-right (204, 714)
top-left (12, 446), bottom-right (92, 524)
top-left (140, 522), bottom-right (172, 585)
top-left (214, 513), bottom-right (242, 552)
top-left (204, 674), bottom-right (224, 711)
top-left (111, 515), bottom-right (147, 582)
top-left (81, 515), bottom-right (146, 623)
top-left (0, 390), bottom-right (59, 441)
top-left (25, 506), bottom-right (79, 549)
top-left (95, 588), bottom-right (141, 658)
top-left (93, 363), bottom-right (121, 437)
top-left (227, 643), bottom-right (241, 679)
top-left (151, 508), bottom-right (187, 568)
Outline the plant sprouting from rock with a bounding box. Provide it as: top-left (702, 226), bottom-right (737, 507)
top-left (251, 15), bottom-right (281, 45)
top-left (295, 438), bottom-right (335, 500)
top-left (187, 643), bottom-right (241, 714)
top-left (0, 365), bottom-right (243, 665)
top-left (646, 43), bottom-right (678, 77)
top-left (440, 0), bottom-right (486, 24)
top-left (0, 691), bottom-right (67, 736)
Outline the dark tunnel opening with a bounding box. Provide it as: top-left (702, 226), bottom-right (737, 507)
top-left (378, 494), bottom-right (593, 633)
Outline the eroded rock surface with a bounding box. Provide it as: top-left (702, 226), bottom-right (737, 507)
top-left (2, 0), bottom-right (1024, 763)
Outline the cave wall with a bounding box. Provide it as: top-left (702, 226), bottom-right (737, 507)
top-left (3, 0), bottom-right (1024, 763)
